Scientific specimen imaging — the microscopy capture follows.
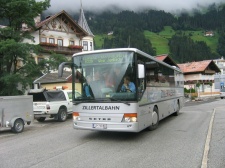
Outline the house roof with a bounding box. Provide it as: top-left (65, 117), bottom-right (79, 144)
top-left (177, 60), bottom-right (220, 74)
top-left (36, 10), bottom-right (88, 36)
top-left (155, 54), bottom-right (178, 67)
top-left (34, 71), bottom-right (72, 84)
top-left (155, 55), bottom-right (167, 61)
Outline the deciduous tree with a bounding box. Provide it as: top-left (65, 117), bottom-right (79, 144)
top-left (0, 0), bottom-right (51, 95)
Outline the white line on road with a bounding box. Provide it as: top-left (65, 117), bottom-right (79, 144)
top-left (201, 108), bottom-right (216, 168)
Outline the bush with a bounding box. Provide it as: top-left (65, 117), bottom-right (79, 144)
top-left (184, 88), bottom-right (195, 93)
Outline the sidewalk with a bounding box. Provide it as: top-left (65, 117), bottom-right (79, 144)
top-left (208, 106), bottom-right (225, 167)
top-left (199, 94), bottom-right (220, 100)
top-left (186, 94), bottom-right (220, 102)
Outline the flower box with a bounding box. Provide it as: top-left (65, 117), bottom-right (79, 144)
top-left (40, 42), bottom-right (58, 47)
top-left (68, 45), bottom-right (83, 49)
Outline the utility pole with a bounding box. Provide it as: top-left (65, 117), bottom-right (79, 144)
top-left (128, 35), bottom-right (130, 48)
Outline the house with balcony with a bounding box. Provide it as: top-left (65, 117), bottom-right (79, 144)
top-left (27, 7), bottom-right (94, 90)
top-left (178, 60), bottom-right (220, 94)
top-left (23, 7), bottom-right (94, 65)
top-left (1, 4), bottom-right (94, 93)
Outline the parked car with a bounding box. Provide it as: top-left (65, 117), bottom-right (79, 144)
top-left (220, 88), bottom-right (225, 99)
top-left (28, 88), bottom-right (81, 122)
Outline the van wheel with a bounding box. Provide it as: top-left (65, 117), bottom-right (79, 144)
top-left (11, 119), bottom-right (24, 133)
top-left (58, 108), bottom-right (67, 122)
top-left (36, 117), bottom-right (46, 122)
top-left (148, 107), bottom-right (159, 131)
top-left (173, 101), bottom-right (180, 116)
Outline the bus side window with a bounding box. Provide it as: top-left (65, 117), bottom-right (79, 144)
top-left (145, 61), bottom-right (160, 86)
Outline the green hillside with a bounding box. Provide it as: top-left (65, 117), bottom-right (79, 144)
top-left (144, 26), bottom-right (174, 55)
top-left (94, 26), bottom-right (219, 55)
top-left (182, 30), bottom-right (218, 53)
top-left (94, 34), bottom-right (107, 49)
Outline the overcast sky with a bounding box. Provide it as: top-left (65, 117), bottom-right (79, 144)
top-left (47, 0), bottom-right (224, 13)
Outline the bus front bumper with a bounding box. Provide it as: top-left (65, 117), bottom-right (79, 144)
top-left (73, 121), bottom-right (139, 132)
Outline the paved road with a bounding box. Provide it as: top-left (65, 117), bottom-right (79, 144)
top-left (0, 98), bottom-right (224, 168)
top-left (208, 106), bottom-right (225, 168)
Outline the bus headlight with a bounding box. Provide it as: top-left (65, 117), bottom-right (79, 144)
top-left (123, 113), bottom-right (137, 122)
top-left (73, 112), bottom-right (80, 121)
top-left (130, 117), bottom-right (137, 122)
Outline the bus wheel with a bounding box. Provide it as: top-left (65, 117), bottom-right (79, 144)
top-left (173, 101), bottom-right (180, 116)
top-left (148, 107), bottom-right (159, 131)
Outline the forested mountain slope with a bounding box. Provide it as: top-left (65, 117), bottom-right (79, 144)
top-left (51, 4), bottom-right (225, 63)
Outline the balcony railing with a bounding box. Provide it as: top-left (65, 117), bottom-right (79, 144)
top-left (40, 45), bottom-right (82, 55)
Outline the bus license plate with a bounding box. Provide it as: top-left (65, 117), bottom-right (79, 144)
top-left (92, 123), bottom-right (107, 129)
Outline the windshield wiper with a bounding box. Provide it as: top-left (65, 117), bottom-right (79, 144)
top-left (73, 97), bottom-right (96, 105)
top-left (109, 97), bottom-right (130, 106)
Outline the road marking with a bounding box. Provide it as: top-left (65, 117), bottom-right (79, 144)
top-left (201, 109), bottom-right (216, 168)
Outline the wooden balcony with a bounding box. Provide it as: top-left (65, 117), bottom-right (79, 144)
top-left (40, 45), bottom-right (82, 55)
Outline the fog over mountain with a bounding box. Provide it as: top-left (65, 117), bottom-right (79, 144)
top-left (47, 0), bottom-right (225, 13)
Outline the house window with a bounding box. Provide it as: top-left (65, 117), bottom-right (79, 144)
top-left (58, 39), bottom-right (63, 46)
top-left (90, 42), bottom-right (93, 51)
top-left (41, 37), bottom-right (46, 43)
top-left (83, 41), bottom-right (88, 51)
top-left (69, 40), bottom-right (74, 45)
top-left (49, 38), bottom-right (55, 44)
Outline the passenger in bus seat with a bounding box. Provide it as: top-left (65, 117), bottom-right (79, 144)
top-left (103, 69), bottom-right (115, 88)
top-left (121, 76), bottom-right (136, 93)
top-left (90, 69), bottom-right (105, 97)
top-left (83, 75), bottom-right (93, 97)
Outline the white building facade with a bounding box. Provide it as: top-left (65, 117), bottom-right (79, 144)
top-left (23, 9), bottom-right (94, 65)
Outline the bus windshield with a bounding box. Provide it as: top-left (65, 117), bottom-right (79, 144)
top-left (73, 51), bottom-right (137, 101)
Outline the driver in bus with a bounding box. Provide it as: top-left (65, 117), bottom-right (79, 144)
top-left (121, 76), bottom-right (136, 93)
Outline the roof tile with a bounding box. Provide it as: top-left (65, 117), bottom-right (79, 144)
top-left (178, 60), bottom-right (212, 73)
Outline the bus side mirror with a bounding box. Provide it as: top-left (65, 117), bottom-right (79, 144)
top-left (138, 64), bottom-right (145, 78)
top-left (58, 62), bottom-right (73, 77)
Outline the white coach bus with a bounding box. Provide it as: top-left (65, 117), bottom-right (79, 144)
top-left (58, 48), bottom-right (184, 132)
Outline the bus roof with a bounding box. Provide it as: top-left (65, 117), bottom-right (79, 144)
top-left (72, 48), bottom-right (139, 57)
top-left (72, 48), bottom-right (182, 73)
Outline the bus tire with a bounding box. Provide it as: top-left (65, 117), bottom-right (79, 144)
top-left (58, 108), bottom-right (67, 122)
top-left (148, 107), bottom-right (159, 131)
top-left (11, 119), bottom-right (24, 133)
top-left (36, 117), bottom-right (46, 122)
top-left (173, 101), bottom-right (180, 116)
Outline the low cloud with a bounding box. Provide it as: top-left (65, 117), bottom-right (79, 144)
top-left (47, 0), bottom-right (225, 13)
